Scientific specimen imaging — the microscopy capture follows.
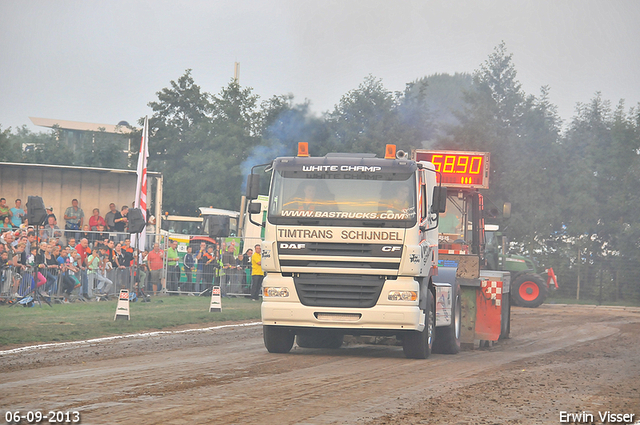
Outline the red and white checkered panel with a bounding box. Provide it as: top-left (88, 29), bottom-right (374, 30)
top-left (438, 249), bottom-right (469, 255)
top-left (481, 280), bottom-right (503, 306)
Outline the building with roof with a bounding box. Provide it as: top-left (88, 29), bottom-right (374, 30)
top-left (28, 117), bottom-right (138, 167)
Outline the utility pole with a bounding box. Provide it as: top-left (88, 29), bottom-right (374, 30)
top-left (234, 62), bottom-right (240, 83)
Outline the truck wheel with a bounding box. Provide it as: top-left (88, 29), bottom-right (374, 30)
top-left (297, 331), bottom-right (344, 349)
top-left (511, 274), bottom-right (548, 308)
top-left (402, 291), bottom-right (434, 359)
top-left (263, 325), bottom-right (295, 353)
top-left (433, 288), bottom-right (461, 354)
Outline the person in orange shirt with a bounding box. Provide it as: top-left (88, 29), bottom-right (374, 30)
top-left (147, 242), bottom-right (164, 295)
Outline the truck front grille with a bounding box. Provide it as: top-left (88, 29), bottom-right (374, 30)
top-left (293, 274), bottom-right (385, 308)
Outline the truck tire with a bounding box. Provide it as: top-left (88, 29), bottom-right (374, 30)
top-left (263, 325), bottom-right (295, 353)
top-left (402, 291), bottom-right (434, 359)
top-left (297, 331), bottom-right (344, 349)
top-left (433, 287), bottom-right (461, 354)
top-left (511, 274), bottom-right (548, 308)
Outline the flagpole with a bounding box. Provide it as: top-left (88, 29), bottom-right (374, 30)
top-left (133, 116), bottom-right (149, 251)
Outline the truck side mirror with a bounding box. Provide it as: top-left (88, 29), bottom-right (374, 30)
top-left (248, 202), bottom-right (261, 214)
top-left (432, 186), bottom-right (447, 214)
top-left (503, 202), bottom-right (511, 219)
top-left (246, 174), bottom-right (260, 200)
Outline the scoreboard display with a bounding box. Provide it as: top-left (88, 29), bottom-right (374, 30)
top-left (413, 150), bottom-right (490, 189)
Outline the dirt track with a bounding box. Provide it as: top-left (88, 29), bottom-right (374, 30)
top-left (1, 304), bottom-right (639, 425)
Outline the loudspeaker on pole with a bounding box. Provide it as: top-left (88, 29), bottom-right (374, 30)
top-left (26, 196), bottom-right (47, 226)
top-left (128, 208), bottom-right (146, 234)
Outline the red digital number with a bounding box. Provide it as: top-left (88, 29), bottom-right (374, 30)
top-left (456, 155), bottom-right (469, 173)
top-left (470, 156), bottom-right (482, 174)
top-left (443, 155), bottom-right (456, 173)
top-left (431, 154), bottom-right (443, 172)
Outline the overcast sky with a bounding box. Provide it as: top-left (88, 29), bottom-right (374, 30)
top-left (1, 0), bottom-right (639, 133)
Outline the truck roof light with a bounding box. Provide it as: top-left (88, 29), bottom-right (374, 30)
top-left (385, 144), bottom-right (396, 159)
top-left (297, 142), bottom-right (309, 157)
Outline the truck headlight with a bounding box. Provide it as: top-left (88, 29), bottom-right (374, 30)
top-left (388, 291), bottom-right (417, 301)
top-left (264, 287), bottom-right (290, 297)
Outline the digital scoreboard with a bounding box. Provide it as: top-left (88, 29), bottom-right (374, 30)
top-left (413, 150), bottom-right (490, 189)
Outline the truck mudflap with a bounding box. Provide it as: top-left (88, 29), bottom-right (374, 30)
top-left (433, 266), bottom-right (457, 327)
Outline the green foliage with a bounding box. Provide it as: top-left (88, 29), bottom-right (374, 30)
top-left (20, 125), bottom-right (75, 165)
top-left (436, 42), bottom-right (640, 303)
top-left (324, 75), bottom-right (432, 155)
top-left (0, 125), bottom-right (23, 162)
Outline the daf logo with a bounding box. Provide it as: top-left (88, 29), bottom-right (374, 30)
top-left (381, 246), bottom-right (401, 252)
top-left (280, 243), bottom-right (306, 249)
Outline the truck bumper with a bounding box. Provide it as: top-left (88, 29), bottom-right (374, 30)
top-left (261, 274), bottom-right (424, 332)
top-left (262, 301), bottom-right (424, 331)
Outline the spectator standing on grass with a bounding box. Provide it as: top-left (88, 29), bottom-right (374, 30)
top-left (89, 208), bottom-right (107, 231)
top-left (147, 242), bottom-right (164, 295)
top-left (57, 246), bottom-right (76, 301)
top-left (221, 244), bottom-right (237, 297)
top-left (250, 244), bottom-right (264, 301)
top-left (75, 238), bottom-right (91, 297)
top-left (183, 245), bottom-right (195, 291)
top-left (136, 253), bottom-right (148, 294)
top-left (105, 203), bottom-right (118, 231)
top-left (202, 244), bottom-right (217, 286)
top-left (63, 199), bottom-right (84, 240)
top-left (195, 241), bottom-right (207, 290)
top-left (37, 242), bottom-right (59, 295)
top-left (166, 239), bottom-right (180, 291)
top-left (114, 242), bottom-right (128, 290)
top-left (10, 199), bottom-right (25, 228)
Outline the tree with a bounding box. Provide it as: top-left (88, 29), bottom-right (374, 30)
top-left (21, 125), bottom-right (75, 166)
top-left (325, 75), bottom-right (431, 155)
top-left (145, 72), bottom-right (265, 214)
top-left (441, 43), bottom-right (564, 260)
top-left (0, 126), bottom-right (22, 162)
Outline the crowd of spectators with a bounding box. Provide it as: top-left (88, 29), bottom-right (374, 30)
top-left (0, 198), bottom-right (148, 302)
top-left (1, 197), bottom-right (257, 302)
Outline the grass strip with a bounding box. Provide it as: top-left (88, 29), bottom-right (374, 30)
top-left (0, 296), bottom-right (261, 347)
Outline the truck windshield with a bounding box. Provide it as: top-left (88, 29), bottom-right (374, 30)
top-left (268, 170), bottom-right (417, 227)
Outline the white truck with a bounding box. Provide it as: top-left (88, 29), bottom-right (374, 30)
top-left (246, 144), bottom-right (462, 359)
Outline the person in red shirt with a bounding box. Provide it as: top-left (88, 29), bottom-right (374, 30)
top-left (75, 238), bottom-right (92, 298)
top-left (146, 242), bottom-right (164, 295)
top-left (88, 208), bottom-right (107, 231)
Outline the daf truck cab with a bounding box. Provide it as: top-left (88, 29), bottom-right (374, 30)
top-left (246, 144), bottom-right (461, 359)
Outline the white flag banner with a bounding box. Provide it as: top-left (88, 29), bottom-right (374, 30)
top-left (132, 116), bottom-right (149, 251)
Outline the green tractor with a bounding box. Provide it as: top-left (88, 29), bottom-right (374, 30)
top-left (484, 225), bottom-right (558, 308)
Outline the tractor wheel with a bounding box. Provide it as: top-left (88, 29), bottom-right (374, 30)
top-left (263, 325), bottom-right (295, 353)
top-left (511, 274), bottom-right (548, 308)
top-left (402, 290), bottom-right (435, 359)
